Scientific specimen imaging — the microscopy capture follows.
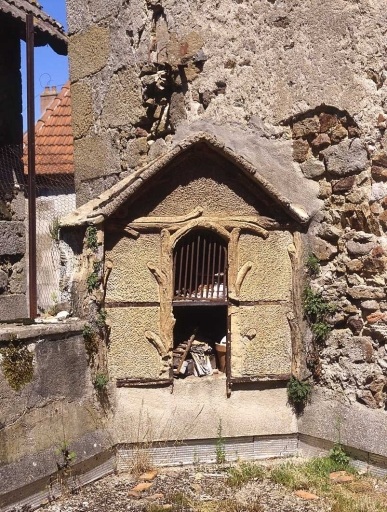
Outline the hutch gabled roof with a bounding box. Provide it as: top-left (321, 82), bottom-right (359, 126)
top-left (61, 130), bottom-right (322, 228)
top-left (0, 0), bottom-right (68, 54)
top-left (23, 82), bottom-right (74, 176)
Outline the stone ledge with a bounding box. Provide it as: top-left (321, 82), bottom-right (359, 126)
top-left (0, 320), bottom-right (85, 341)
top-left (298, 388), bottom-right (387, 459)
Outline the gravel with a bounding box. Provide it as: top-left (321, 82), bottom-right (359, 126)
top-left (41, 463), bottom-right (331, 512)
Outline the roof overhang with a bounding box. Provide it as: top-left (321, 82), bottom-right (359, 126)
top-left (61, 129), bottom-right (322, 228)
top-left (0, 0), bottom-right (68, 55)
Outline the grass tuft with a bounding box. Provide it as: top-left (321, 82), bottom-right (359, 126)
top-left (270, 452), bottom-right (356, 493)
top-left (226, 462), bottom-right (265, 488)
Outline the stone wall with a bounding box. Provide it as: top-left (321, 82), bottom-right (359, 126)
top-left (65, 0), bottom-right (387, 466)
top-left (0, 322), bottom-right (109, 509)
top-left (67, 0), bottom-right (386, 204)
top-left (289, 109), bottom-right (387, 411)
top-left (0, 14), bottom-right (27, 321)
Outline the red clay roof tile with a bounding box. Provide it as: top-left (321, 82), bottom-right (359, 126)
top-left (23, 81), bottom-right (74, 176)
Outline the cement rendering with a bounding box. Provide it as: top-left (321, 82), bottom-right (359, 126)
top-left (3, 0), bottom-right (387, 508)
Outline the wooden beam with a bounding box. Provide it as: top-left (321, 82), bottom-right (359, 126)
top-left (230, 374), bottom-right (291, 384)
top-left (127, 217), bottom-right (274, 236)
top-left (116, 378), bottom-right (173, 388)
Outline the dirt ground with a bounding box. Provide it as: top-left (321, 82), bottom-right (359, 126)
top-left (39, 458), bottom-right (387, 512)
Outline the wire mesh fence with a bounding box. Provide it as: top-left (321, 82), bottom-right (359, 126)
top-left (0, 144), bottom-right (75, 319)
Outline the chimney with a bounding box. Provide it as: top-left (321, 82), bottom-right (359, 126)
top-left (40, 86), bottom-right (57, 115)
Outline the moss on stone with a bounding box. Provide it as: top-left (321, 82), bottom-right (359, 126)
top-left (0, 338), bottom-right (34, 391)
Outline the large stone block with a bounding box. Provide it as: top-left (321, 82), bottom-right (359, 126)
top-left (33, 334), bottom-right (90, 400)
top-left (113, 384), bottom-right (296, 444)
top-left (69, 26), bottom-right (110, 81)
top-left (0, 221), bottom-right (25, 255)
top-left (322, 138), bottom-right (368, 176)
top-left (0, 294), bottom-right (27, 321)
top-left (236, 304), bottom-right (292, 377)
top-left (105, 233), bottom-right (160, 303)
top-left (71, 81), bottom-right (94, 138)
top-left (74, 134), bottom-right (120, 182)
top-left (66, 0), bottom-right (91, 35)
top-left (88, 0), bottom-right (122, 23)
top-left (238, 232), bottom-right (293, 302)
top-left (76, 173), bottom-right (120, 207)
top-left (101, 68), bottom-right (144, 128)
top-left (107, 306), bottom-right (161, 379)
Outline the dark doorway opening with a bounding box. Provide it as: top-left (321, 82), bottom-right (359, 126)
top-left (172, 304), bottom-right (227, 378)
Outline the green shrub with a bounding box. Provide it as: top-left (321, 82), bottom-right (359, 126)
top-left (56, 441), bottom-right (77, 469)
top-left (303, 286), bottom-right (335, 343)
top-left (306, 253), bottom-right (320, 276)
top-left (312, 321), bottom-right (332, 342)
top-left (287, 377), bottom-right (312, 406)
top-left (96, 308), bottom-right (107, 328)
top-left (85, 226), bottom-right (98, 251)
top-left (87, 261), bottom-right (101, 293)
top-left (94, 373), bottom-right (109, 390)
top-left (329, 444), bottom-right (350, 468)
top-left (303, 286), bottom-right (335, 320)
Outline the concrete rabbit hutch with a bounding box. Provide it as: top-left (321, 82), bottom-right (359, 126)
top-left (60, 130), bottom-right (319, 451)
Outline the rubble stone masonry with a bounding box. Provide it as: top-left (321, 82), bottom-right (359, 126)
top-left (66, 0), bottom-right (387, 468)
top-left (0, 15), bottom-right (27, 321)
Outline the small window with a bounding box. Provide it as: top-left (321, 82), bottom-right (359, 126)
top-left (173, 229), bottom-right (228, 302)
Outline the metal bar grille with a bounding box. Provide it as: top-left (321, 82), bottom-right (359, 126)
top-left (173, 230), bottom-right (227, 302)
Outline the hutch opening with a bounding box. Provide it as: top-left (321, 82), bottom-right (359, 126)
top-left (172, 229), bottom-right (228, 378)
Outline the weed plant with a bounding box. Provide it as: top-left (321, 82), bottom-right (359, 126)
top-left (303, 286), bottom-right (335, 321)
top-left (306, 253), bottom-right (320, 276)
top-left (83, 324), bottom-right (98, 360)
top-left (215, 420), bottom-right (226, 464)
top-left (49, 217), bottom-right (60, 242)
top-left (226, 462), bottom-right (265, 488)
top-left (85, 226), bottom-right (98, 251)
top-left (329, 444), bottom-right (350, 467)
top-left (96, 308), bottom-right (107, 328)
top-left (86, 262), bottom-right (101, 293)
top-left (303, 286), bottom-right (335, 342)
top-left (56, 441), bottom-right (77, 470)
top-left (94, 372), bottom-right (109, 390)
top-left (311, 321), bottom-right (332, 343)
top-left (287, 376), bottom-right (312, 406)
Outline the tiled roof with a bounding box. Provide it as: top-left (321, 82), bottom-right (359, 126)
top-left (0, 0), bottom-right (67, 55)
top-left (24, 82), bottom-right (74, 175)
